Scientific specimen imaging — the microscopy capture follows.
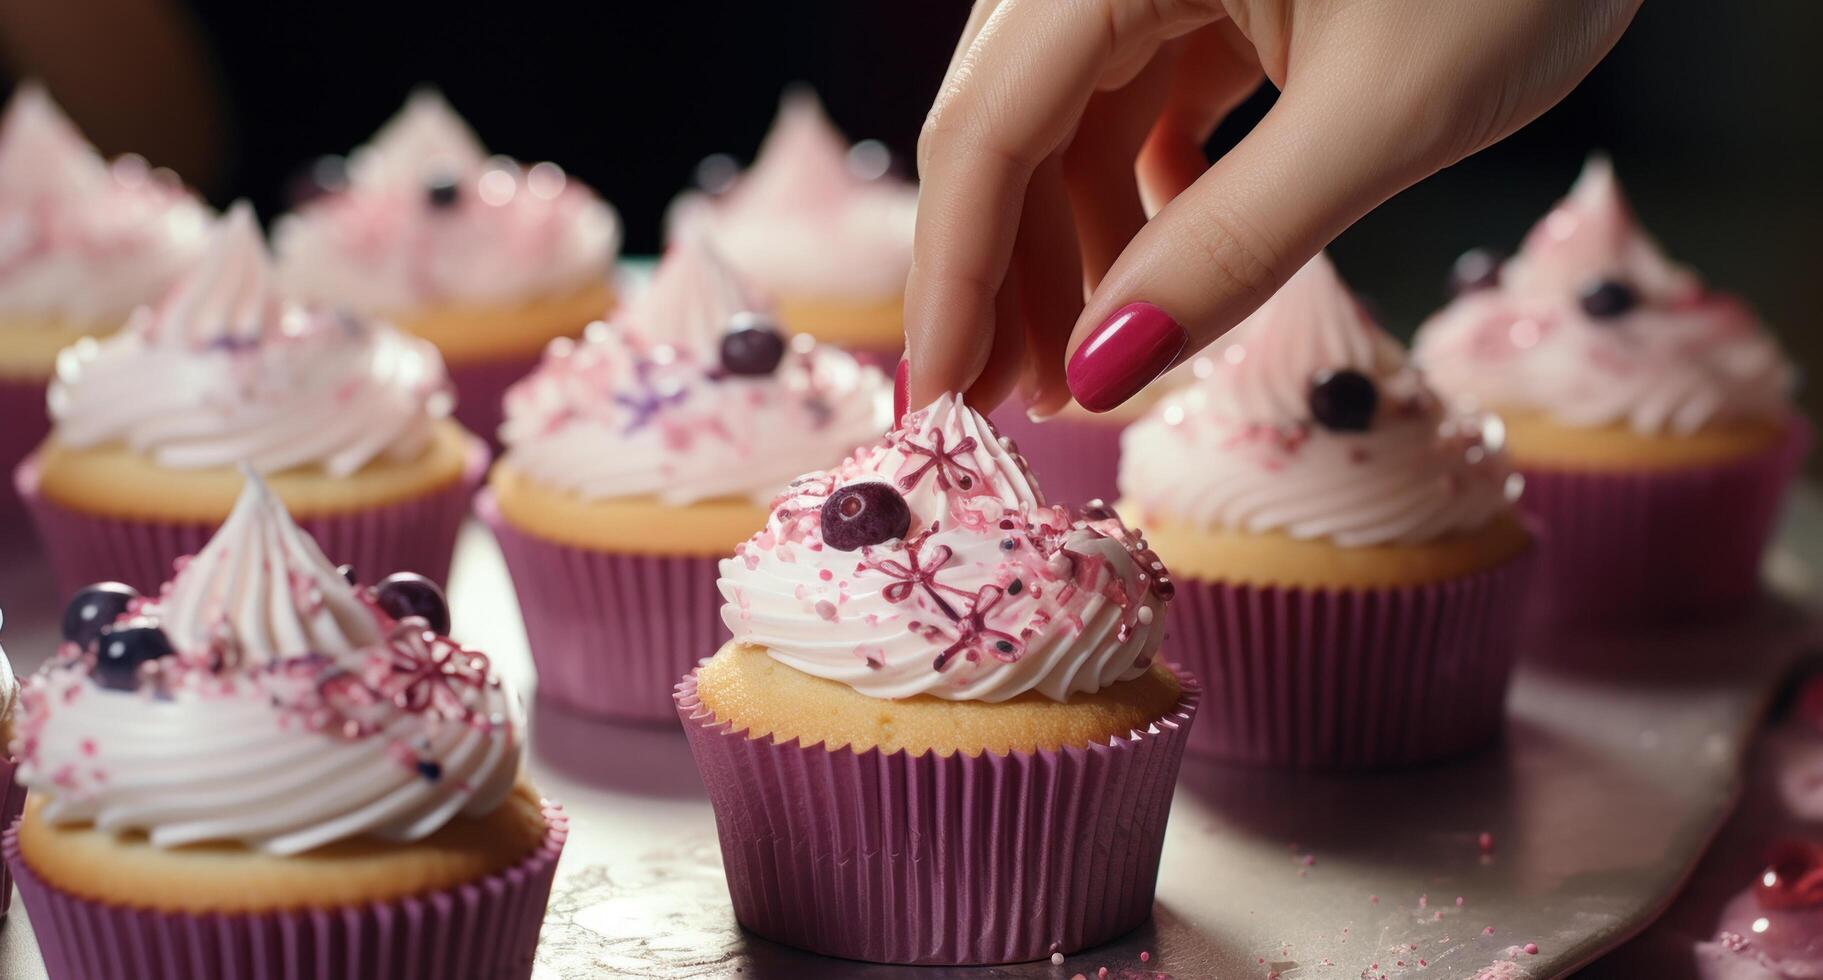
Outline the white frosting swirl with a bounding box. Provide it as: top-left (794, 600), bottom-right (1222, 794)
top-left (13, 474), bottom-right (522, 855)
top-left (274, 90), bottom-right (620, 311)
top-left (667, 90), bottom-right (916, 300)
top-left (0, 83), bottom-right (209, 322)
top-left (1413, 156), bottom-right (1794, 436)
top-left (721, 394), bottom-right (1169, 702)
top-left (1121, 254), bottom-right (1518, 547)
top-left (50, 203), bottom-right (452, 477)
top-left (500, 238), bottom-right (890, 505)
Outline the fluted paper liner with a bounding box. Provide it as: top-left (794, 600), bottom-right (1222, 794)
top-left (0, 374), bottom-right (49, 521)
top-left (989, 407), bottom-right (1124, 509)
top-left (675, 667), bottom-right (1200, 965)
top-left (480, 490), bottom-right (726, 724)
top-left (3, 801), bottom-right (566, 979)
top-left (14, 437), bottom-right (488, 598)
top-left (0, 756), bottom-right (25, 915)
top-left (1169, 549), bottom-right (1533, 770)
top-left (1519, 418), bottom-right (1808, 626)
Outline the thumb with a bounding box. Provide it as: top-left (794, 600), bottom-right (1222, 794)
top-left (1063, 86), bottom-right (1436, 412)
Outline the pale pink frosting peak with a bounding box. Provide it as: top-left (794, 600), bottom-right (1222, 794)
top-left (1121, 254), bottom-right (1518, 547)
top-left (1503, 155), bottom-right (1699, 302)
top-left (139, 202), bottom-right (284, 348)
top-left (620, 234), bottom-right (767, 354)
top-left (0, 82), bottom-right (111, 202)
top-left (720, 394), bottom-right (1171, 703)
top-left (346, 88), bottom-right (488, 190)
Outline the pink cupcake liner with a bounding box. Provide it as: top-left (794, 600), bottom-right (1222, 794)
top-left (1168, 550), bottom-right (1533, 770)
top-left (675, 667), bottom-right (1200, 965)
top-left (1518, 419), bottom-right (1809, 627)
top-left (989, 406), bottom-right (1124, 508)
top-left (4, 801), bottom-right (566, 980)
top-left (0, 374), bottom-right (49, 523)
top-left (479, 490), bottom-right (726, 725)
top-left (15, 438), bottom-right (489, 600)
top-left (447, 354), bottom-right (541, 453)
top-left (0, 755), bottom-right (25, 916)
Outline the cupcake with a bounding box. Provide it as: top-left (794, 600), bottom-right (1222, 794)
top-left (678, 393), bottom-right (1195, 965)
top-left (1413, 156), bottom-right (1805, 626)
top-left (4, 473), bottom-right (562, 979)
top-left (481, 237), bottom-right (890, 724)
top-left (988, 366), bottom-right (1192, 508)
top-left (0, 614), bottom-right (22, 915)
top-left (0, 84), bottom-right (209, 516)
top-left (668, 89), bottom-right (915, 363)
top-left (1120, 253), bottom-right (1531, 769)
top-left (274, 89), bottom-right (621, 444)
top-left (16, 203), bottom-right (483, 598)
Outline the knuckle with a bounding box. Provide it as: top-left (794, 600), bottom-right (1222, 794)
top-left (1183, 204), bottom-right (1282, 312)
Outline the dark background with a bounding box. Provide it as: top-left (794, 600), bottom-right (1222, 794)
top-left (4, 0), bottom-right (1818, 415)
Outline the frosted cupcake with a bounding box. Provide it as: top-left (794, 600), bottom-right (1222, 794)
top-left (989, 364), bottom-right (1193, 508)
top-left (0, 616), bottom-right (21, 915)
top-left (668, 90), bottom-right (915, 362)
top-left (4, 474), bottom-right (562, 980)
top-left (481, 237), bottom-right (889, 723)
top-left (679, 393), bottom-right (1196, 965)
top-left (1414, 157), bottom-right (1804, 625)
top-left (275, 90), bottom-right (621, 443)
top-left (1121, 254), bottom-right (1530, 769)
top-left (0, 84), bottom-right (209, 514)
top-left (17, 203), bottom-right (482, 597)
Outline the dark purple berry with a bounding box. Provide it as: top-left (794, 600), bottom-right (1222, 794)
top-left (1580, 278), bottom-right (1638, 319)
top-left (61, 583), bottom-right (138, 649)
top-left (720, 314), bottom-right (787, 376)
top-left (93, 622), bottom-right (174, 690)
top-left (337, 564), bottom-right (358, 586)
top-left (426, 174), bottom-right (461, 208)
top-left (1007, 579), bottom-right (1024, 596)
top-left (375, 573), bottom-right (451, 635)
top-left (416, 759), bottom-right (444, 782)
top-left (1450, 248), bottom-right (1504, 295)
top-left (820, 482), bottom-right (912, 552)
top-left (1309, 369), bottom-right (1379, 432)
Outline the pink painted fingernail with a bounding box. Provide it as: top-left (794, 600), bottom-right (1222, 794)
top-left (1066, 302), bottom-right (1187, 413)
top-left (893, 357), bottom-right (909, 422)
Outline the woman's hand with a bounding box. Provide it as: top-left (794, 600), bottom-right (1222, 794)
top-left (901, 0), bottom-right (1641, 416)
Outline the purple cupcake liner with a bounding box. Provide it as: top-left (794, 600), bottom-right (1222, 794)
top-left (675, 666), bottom-right (1200, 965)
top-left (479, 491), bottom-right (726, 725)
top-left (0, 755), bottom-right (25, 916)
top-left (1168, 548), bottom-right (1533, 770)
top-left (0, 374), bottom-right (49, 523)
top-left (1518, 418), bottom-right (1809, 627)
top-left (4, 800), bottom-right (567, 980)
top-left (15, 437), bottom-right (489, 599)
top-left (447, 355), bottom-right (541, 454)
top-left (988, 406), bottom-right (1124, 509)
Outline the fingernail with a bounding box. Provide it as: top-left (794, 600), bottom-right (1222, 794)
top-left (892, 357), bottom-right (909, 423)
top-left (1066, 302), bottom-right (1187, 413)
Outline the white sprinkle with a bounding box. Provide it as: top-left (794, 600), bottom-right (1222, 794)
top-left (1051, 952), bottom-right (1065, 965)
top-left (1137, 607), bottom-right (1154, 625)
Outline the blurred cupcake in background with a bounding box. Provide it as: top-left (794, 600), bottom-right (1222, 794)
top-left (988, 365), bottom-right (1192, 509)
top-left (16, 203), bottom-right (482, 597)
top-left (6, 474), bottom-right (563, 980)
top-left (1121, 254), bottom-right (1531, 769)
top-left (1414, 156), bottom-right (1804, 626)
top-left (679, 393), bottom-right (1194, 964)
top-left (481, 236), bottom-right (890, 724)
top-left (0, 84), bottom-right (209, 517)
top-left (274, 89), bottom-right (621, 444)
top-left (669, 89), bottom-right (916, 363)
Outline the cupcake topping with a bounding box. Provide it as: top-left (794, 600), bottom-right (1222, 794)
top-left (274, 89), bottom-right (620, 311)
top-left (0, 83), bottom-right (208, 322)
top-left (50, 203), bottom-right (452, 477)
top-left (1120, 253), bottom-right (1518, 547)
top-left (11, 474), bottom-right (521, 855)
top-left (667, 89), bottom-right (917, 301)
top-left (720, 394), bottom-right (1169, 702)
top-left (499, 237), bottom-right (890, 505)
top-left (1414, 156), bottom-right (1794, 435)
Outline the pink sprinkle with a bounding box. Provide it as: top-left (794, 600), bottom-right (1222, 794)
top-left (1434, 911), bottom-right (1443, 921)
top-left (1456, 896), bottom-right (1465, 907)
top-left (1099, 969), bottom-right (1109, 978)
top-left (1524, 943), bottom-right (1539, 955)
top-left (1073, 975), bottom-right (1087, 980)
top-left (1420, 960), bottom-right (1428, 967)
top-left (1419, 894), bottom-right (1429, 908)
top-left (1483, 926), bottom-right (1495, 935)
top-left (1478, 831), bottom-right (1495, 853)
top-left (1300, 854), bottom-right (1315, 867)
top-left (1052, 953), bottom-right (1064, 965)
top-left (79, 739), bottom-right (97, 757)
top-left (818, 569), bottom-right (833, 581)
top-left (1370, 895), bottom-right (1380, 904)
top-left (814, 600), bottom-right (838, 621)
top-left (1140, 951), bottom-right (1151, 962)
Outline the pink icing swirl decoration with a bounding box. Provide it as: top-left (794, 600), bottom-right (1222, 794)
top-left (719, 394), bottom-right (1170, 702)
top-left (1413, 155), bottom-right (1793, 436)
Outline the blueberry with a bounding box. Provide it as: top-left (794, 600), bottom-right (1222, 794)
top-left (426, 174), bottom-right (461, 209)
top-left (1309, 369), bottom-right (1379, 432)
top-left (1450, 248), bottom-right (1504, 295)
top-left (1580, 279), bottom-right (1637, 319)
top-left (820, 482), bottom-right (912, 552)
top-left (93, 623), bottom-right (175, 691)
top-left (336, 564), bottom-right (358, 586)
top-left (61, 583), bottom-right (139, 649)
top-left (375, 573), bottom-right (451, 635)
top-left (719, 314), bottom-right (787, 376)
